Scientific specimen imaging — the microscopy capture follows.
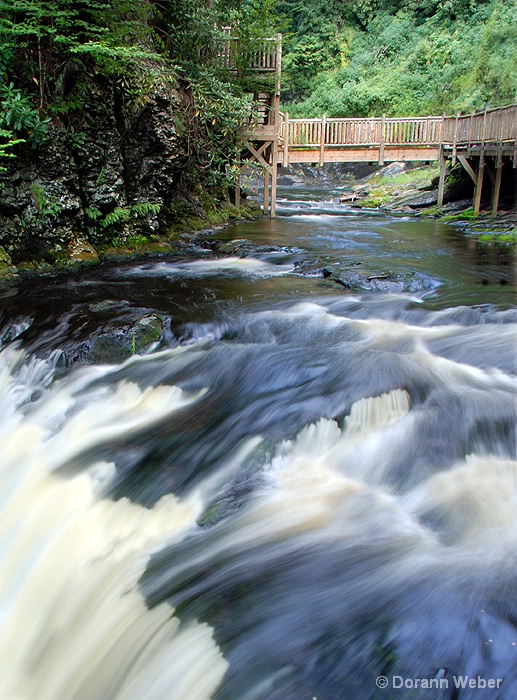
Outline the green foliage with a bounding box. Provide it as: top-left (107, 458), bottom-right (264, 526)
top-left (85, 206), bottom-right (102, 221)
top-left (31, 183), bottom-right (61, 218)
top-left (478, 229), bottom-right (517, 244)
top-left (0, 127), bottom-right (24, 170)
top-left (190, 70), bottom-right (251, 180)
top-left (0, 82), bottom-right (50, 144)
top-left (280, 0), bottom-right (517, 116)
top-left (100, 202), bottom-right (162, 230)
top-left (440, 208), bottom-right (477, 221)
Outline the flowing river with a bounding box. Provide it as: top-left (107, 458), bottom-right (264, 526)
top-left (0, 184), bottom-right (516, 700)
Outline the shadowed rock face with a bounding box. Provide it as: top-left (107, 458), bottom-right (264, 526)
top-left (0, 82), bottom-right (189, 264)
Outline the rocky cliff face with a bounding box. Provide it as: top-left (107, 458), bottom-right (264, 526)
top-left (0, 80), bottom-right (194, 265)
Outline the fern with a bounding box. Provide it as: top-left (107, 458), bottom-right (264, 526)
top-left (101, 207), bottom-right (131, 228)
top-left (85, 206), bottom-right (102, 220)
top-left (99, 202), bottom-right (161, 229)
top-left (131, 202), bottom-right (161, 217)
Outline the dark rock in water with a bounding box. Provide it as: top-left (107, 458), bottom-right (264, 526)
top-left (327, 267), bottom-right (440, 294)
top-left (216, 239), bottom-right (255, 254)
top-left (391, 190), bottom-right (438, 208)
top-left (88, 299), bottom-right (131, 314)
top-left (215, 239), bottom-right (302, 260)
top-left (78, 313), bottom-right (164, 365)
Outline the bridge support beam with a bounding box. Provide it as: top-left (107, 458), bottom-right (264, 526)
top-left (473, 155), bottom-right (485, 217)
top-left (492, 154), bottom-right (503, 215)
top-left (437, 147), bottom-right (447, 206)
top-left (270, 141), bottom-right (278, 218)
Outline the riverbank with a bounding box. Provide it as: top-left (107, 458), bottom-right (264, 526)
top-left (340, 162), bottom-right (517, 244)
top-left (0, 198), bottom-right (261, 287)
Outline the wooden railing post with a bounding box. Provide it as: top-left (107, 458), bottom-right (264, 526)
top-left (468, 110), bottom-right (475, 149)
top-left (452, 111), bottom-right (461, 165)
top-left (319, 114), bottom-right (326, 166)
top-left (379, 113), bottom-right (386, 164)
top-left (283, 112), bottom-right (289, 167)
top-left (481, 106), bottom-right (488, 157)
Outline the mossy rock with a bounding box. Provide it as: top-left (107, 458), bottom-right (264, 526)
top-left (85, 314), bottom-right (163, 364)
top-left (0, 247), bottom-right (12, 265)
top-left (67, 237), bottom-right (100, 264)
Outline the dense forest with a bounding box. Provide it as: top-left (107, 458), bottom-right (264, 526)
top-left (279, 0), bottom-right (517, 116)
top-left (0, 1), bottom-right (279, 260)
top-left (0, 0), bottom-right (274, 184)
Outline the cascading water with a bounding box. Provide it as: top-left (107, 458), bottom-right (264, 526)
top-left (0, 192), bottom-right (515, 699)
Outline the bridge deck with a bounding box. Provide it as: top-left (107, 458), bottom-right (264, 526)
top-left (245, 105), bottom-right (517, 166)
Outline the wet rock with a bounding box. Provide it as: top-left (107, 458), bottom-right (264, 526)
top-left (67, 237), bottom-right (100, 264)
top-left (217, 239), bottom-right (255, 254)
top-left (88, 299), bottom-right (130, 314)
top-left (82, 314), bottom-right (164, 365)
top-left (215, 239), bottom-right (301, 260)
top-left (327, 267), bottom-right (440, 293)
top-left (0, 247), bottom-right (12, 265)
top-left (391, 190), bottom-right (438, 208)
top-left (0, 77), bottom-right (194, 261)
top-left (373, 162), bottom-right (408, 178)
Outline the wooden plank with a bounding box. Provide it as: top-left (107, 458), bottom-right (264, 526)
top-left (247, 141), bottom-right (272, 169)
top-left (287, 147), bottom-right (441, 163)
top-left (458, 155), bottom-right (478, 185)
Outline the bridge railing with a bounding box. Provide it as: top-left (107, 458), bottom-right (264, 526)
top-left (442, 104), bottom-right (516, 145)
top-left (280, 106), bottom-right (516, 149)
top-left (281, 115), bottom-right (444, 148)
top-left (217, 28), bottom-right (281, 72)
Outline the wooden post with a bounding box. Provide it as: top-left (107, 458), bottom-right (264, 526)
top-left (492, 151), bottom-right (503, 215)
top-left (514, 118), bottom-right (517, 168)
top-left (437, 147), bottom-right (447, 206)
top-left (379, 113), bottom-right (386, 165)
top-left (468, 110), bottom-right (475, 150)
top-left (438, 112), bottom-right (445, 147)
top-left (473, 154), bottom-right (484, 217)
top-left (452, 111), bottom-right (461, 166)
top-left (319, 114), bottom-right (326, 167)
top-left (263, 163), bottom-right (270, 216)
top-left (270, 140), bottom-right (278, 218)
top-left (283, 112), bottom-right (289, 167)
top-left (275, 33), bottom-right (282, 95)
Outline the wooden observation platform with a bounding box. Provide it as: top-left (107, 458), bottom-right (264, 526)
top-left (218, 31), bottom-right (516, 218)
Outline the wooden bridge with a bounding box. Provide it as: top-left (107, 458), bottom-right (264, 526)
top-left (274, 107), bottom-right (517, 216)
top-left (218, 31), bottom-right (517, 218)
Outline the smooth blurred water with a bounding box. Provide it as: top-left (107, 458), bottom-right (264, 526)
top-left (0, 191), bottom-right (516, 699)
